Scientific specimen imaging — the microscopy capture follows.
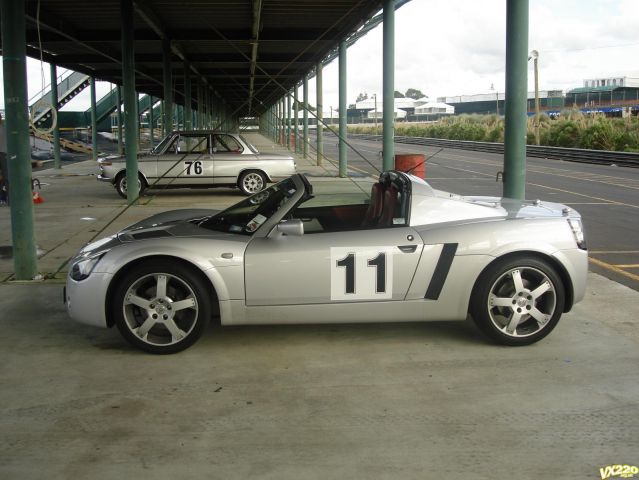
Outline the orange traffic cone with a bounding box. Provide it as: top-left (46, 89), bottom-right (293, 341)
top-left (32, 191), bottom-right (44, 204)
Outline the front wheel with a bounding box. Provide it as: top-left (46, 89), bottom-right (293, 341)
top-left (115, 172), bottom-right (146, 199)
top-left (112, 260), bottom-right (211, 354)
top-left (238, 170), bottom-right (267, 195)
top-left (469, 256), bottom-right (565, 346)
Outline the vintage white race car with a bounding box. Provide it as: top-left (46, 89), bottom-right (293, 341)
top-left (97, 130), bottom-right (296, 197)
top-left (66, 171), bottom-right (588, 353)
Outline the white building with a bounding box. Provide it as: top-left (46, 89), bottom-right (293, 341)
top-left (367, 108), bottom-right (407, 120)
top-left (414, 102), bottom-right (454, 115)
top-left (437, 90), bottom-right (562, 104)
top-left (583, 77), bottom-right (639, 88)
top-left (356, 96), bottom-right (428, 112)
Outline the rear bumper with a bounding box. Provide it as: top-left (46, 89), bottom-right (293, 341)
top-left (97, 174), bottom-right (113, 183)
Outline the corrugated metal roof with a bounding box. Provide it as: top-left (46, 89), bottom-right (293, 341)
top-left (18, 0), bottom-right (384, 117)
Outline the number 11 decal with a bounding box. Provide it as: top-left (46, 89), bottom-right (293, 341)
top-left (336, 253), bottom-right (356, 294)
top-left (367, 252), bottom-right (386, 293)
top-left (331, 247), bottom-right (393, 300)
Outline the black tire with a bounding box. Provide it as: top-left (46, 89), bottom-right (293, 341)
top-left (469, 256), bottom-right (565, 346)
top-left (115, 171), bottom-right (146, 199)
top-left (238, 170), bottom-right (267, 195)
top-left (112, 260), bottom-right (212, 354)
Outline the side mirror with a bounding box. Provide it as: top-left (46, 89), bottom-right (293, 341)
top-left (276, 219), bottom-right (304, 237)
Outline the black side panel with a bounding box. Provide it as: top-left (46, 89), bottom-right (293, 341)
top-left (424, 243), bottom-right (458, 300)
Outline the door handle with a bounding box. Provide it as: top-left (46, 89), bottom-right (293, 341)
top-left (397, 245), bottom-right (417, 253)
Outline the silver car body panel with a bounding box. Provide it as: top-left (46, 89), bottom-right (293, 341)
top-left (66, 172), bottom-right (588, 330)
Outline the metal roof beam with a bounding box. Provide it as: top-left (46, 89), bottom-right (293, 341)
top-left (24, 28), bottom-right (333, 44)
top-left (133, 0), bottom-right (226, 107)
top-left (24, 5), bottom-right (161, 88)
top-left (248, 0), bottom-right (263, 115)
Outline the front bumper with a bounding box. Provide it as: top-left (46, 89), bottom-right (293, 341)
top-left (65, 272), bottom-right (113, 328)
top-left (97, 174), bottom-right (113, 183)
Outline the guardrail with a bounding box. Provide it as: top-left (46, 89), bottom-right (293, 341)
top-left (347, 133), bottom-right (639, 168)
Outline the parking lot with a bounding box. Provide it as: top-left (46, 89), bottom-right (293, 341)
top-left (1, 133), bottom-right (638, 479)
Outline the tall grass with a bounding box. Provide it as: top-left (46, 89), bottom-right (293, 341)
top-left (348, 111), bottom-right (639, 152)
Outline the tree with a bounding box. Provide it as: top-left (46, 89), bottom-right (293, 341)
top-left (348, 103), bottom-right (356, 109)
top-left (356, 92), bottom-right (368, 102)
top-left (405, 88), bottom-right (426, 100)
top-left (393, 90), bottom-right (405, 98)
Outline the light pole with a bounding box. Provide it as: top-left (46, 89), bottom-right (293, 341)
top-left (528, 50), bottom-right (540, 145)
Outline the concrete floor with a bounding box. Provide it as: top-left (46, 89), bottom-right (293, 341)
top-left (0, 274), bottom-right (638, 479)
top-left (1, 133), bottom-right (638, 479)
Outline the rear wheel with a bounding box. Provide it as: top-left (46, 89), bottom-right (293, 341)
top-left (469, 256), bottom-right (565, 346)
top-left (238, 170), bottom-right (267, 195)
top-left (115, 172), bottom-right (146, 199)
top-left (112, 260), bottom-right (211, 354)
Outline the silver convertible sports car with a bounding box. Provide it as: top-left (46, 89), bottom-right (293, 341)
top-left (65, 171), bottom-right (588, 354)
top-left (97, 131), bottom-right (296, 197)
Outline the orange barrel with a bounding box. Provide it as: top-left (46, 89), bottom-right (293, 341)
top-left (394, 153), bottom-right (426, 179)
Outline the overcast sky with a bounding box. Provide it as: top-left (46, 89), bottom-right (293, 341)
top-left (1, 0), bottom-right (638, 113)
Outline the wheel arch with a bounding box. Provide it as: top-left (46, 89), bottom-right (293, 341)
top-left (114, 169), bottom-right (150, 187)
top-left (470, 250), bottom-right (575, 314)
top-left (238, 167), bottom-right (271, 183)
top-left (104, 255), bottom-right (220, 327)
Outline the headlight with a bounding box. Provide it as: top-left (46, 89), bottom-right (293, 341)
top-left (567, 218), bottom-right (587, 250)
top-left (70, 251), bottom-right (108, 281)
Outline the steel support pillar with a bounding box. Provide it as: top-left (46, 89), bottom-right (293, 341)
top-left (294, 84), bottom-right (299, 153)
top-left (275, 100), bottom-right (280, 143)
top-left (382, 0), bottom-right (395, 171)
top-left (286, 93), bottom-right (291, 150)
top-left (316, 62), bottom-right (323, 166)
top-left (149, 96), bottom-right (155, 147)
top-left (137, 92), bottom-right (141, 145)
top-left (503, 0), bottom-right (529, 200)
top-left (303, 76), bottom-right (309, 159)
top-left (1, 0), bottom-right (37, 279)
top-left (162, 38), bottom-right (173, 137)
top-left (116, 86), bottom-right (124, 154)
top-left (338, 40), bottom-right (347, 177)
top-left (121, 0), bottom-right (139, 203)
top-left (203, 88), bottom-right (209, 128)
top-left (90, 77), bottom-right (98, 161)
top-left (49, 63), bottom-right (62, 169)
top-left (184, 63), bottom-right (192, 132)
top-left (197, 80), bottom-right (203, 129)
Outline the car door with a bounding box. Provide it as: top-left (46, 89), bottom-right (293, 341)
top-left (156, 133), bottom-right (212, 185)
top-left (244, 227), bottom-right (424, 306)
top-left (211, 134), bottom-right (253, 185)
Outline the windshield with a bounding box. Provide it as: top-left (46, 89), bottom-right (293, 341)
top-left (151, 133), bottom-right (175, 154)
top-left (199, 178), bottom-right (298, 235)
top-left (239, 135), bottom-right (259, 154)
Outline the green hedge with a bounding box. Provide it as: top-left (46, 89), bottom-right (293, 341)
top-left (348, 112), bottom-right (639, 152)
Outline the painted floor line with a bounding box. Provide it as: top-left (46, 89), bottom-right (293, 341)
top-left (528, 182), bottom-right (639, 209)
top-left (590, 250), bottom-right (639, 254)
top-left (613, 264), bottom-right (639, 268)
top-left (564, 202), bottom-right (613, 205)
top-left (589, 257), bottom-right (639, 282)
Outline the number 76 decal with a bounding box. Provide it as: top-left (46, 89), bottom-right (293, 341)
top-left (330, 247), bottom-right (394, 300)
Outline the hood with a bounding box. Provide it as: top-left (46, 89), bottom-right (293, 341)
top-left (99, 151), bottom-right (151, 163)
top-left (75, 208), bottom-right (235, 260)
top-left (118, 208), bottom-right (220, 242)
